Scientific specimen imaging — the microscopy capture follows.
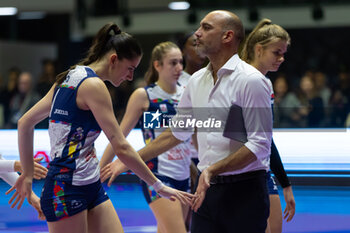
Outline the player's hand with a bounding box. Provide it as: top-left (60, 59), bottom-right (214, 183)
top-left (192, 168), bottom-right (211, 212)
top-left (283, 185), bottom-right (296, 222)
top-left (14, 158), bottom-right (48, 180)
top-left (33, 157), bottom-right (48, 179)
top-left (100, 159), bottom-right (127, 186)
top-left (157, 185), bottom-right (194, 205)
top-left (5, 174), bottom-right (33, 209)
top-left (30, 192), bottom-right (46, 220)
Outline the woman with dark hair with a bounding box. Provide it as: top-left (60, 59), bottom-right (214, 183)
top-left (101, 41), bottom-right (191, 233)
top-left (6, 23), bottom-right (193, 233)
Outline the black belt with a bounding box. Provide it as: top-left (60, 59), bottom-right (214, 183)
top-left (210, 170), bottom-right (266, 184)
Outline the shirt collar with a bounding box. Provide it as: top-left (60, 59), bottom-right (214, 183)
top-left (205, 54), bottom-right (241, 77)
top-left (219, 53), bottom-right (240, 73)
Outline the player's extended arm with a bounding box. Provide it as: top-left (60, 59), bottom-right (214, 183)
top-left (100, 88), bottom-right (149, 169)
top-left (6, 84), bottom-right (56, 208)
top-left (100, 128), bottom-right (182, 185)
top-left (81, 78), bottom-right (192, 203)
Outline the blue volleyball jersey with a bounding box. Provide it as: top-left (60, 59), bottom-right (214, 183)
top-left (140, 84), bottom-right (192, 180)
top-left (48, 66), bottom-right (101, 186)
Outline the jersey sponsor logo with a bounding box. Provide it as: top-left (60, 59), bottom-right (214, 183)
top-left (54, 108), bottom-right (69, 116)
top-left (70, 200), bottom-right (83, 209)
top-left (54, 173), bottom-right (70, 180)
top-left (168, 153), bottom-right (183, 160)
top-left (167, 148), bottom-right (190, 160)
top-left (159, 103), bottom-right (168, 113)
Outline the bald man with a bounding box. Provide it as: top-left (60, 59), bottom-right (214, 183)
top-left (102, 10), bottom-right (272, 232)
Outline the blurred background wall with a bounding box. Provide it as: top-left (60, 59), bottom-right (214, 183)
top-left (0, 0), bottom-right (349, 128)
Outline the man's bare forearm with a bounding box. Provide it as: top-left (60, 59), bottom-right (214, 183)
top-left (138, 128), bottom-right (182, 162)
top-left (207, 146), bottom-right (257, 176)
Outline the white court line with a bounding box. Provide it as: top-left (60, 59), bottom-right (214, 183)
top-left (124, 226), bottom-right (157, 233)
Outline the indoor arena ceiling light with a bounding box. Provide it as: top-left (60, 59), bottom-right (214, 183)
top-left (0, 7), bottom-right (17, 16)
top-left (168, 1), bottom-right (190, 10)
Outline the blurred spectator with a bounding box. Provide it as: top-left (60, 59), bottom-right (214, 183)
top-left (328, 87), bottom-right (349, 127)
top-left (5, 72), bottom-right (41, 128)
top-left (313, 71), bottom-right (331, 107)
top-left (346, 113), bottom-right (350, 128)
top-left (297, 74), bottom-right (325, 127)
top-left (328, 71), bottom-right (350, 127)
top-left (313, 71), bottom-right (332, 125)
top-left (338, 71), bottom-right (350, 101)
top-left (0, 67), bottom-right (21, 128)
top-left (34, 59), bottom-right (57, 128)
top-left (36, 59), bottom-right (57, 98)
top-left (273, 74), bottom-right (303, 128)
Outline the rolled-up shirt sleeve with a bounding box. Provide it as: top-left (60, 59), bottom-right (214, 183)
top-left (241, 74), bottom-right (272, 160)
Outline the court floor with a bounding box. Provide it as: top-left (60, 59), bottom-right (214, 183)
top-left (1, 180), bottom-right (350, 233)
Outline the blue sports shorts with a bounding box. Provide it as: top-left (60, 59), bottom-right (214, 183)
top-left (40, 176), bottom-right (109, 222)
top-left (266, 171), bottom-right (279, 195)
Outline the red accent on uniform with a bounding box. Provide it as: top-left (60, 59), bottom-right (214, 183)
top-left (147, 162), bottom-right (154, 170)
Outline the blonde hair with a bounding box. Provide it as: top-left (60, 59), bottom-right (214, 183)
top-left (144, 41), bottom-right (179, 85)
top-left (240, 18), bottom-right (290, 63)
